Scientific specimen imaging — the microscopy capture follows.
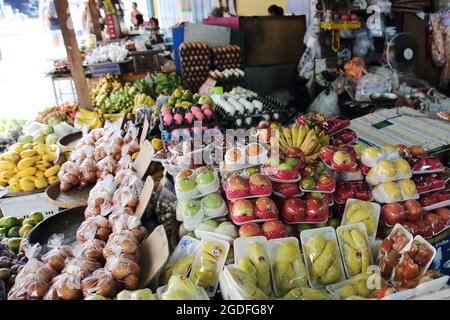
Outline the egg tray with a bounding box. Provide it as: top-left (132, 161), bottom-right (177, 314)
top-left (212, 95), bottom-right (286, 129)
top-left (214, 76), bottom-right (246, 93)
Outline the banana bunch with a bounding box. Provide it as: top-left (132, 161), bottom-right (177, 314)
top-left (227, 266), bottom-right (270, 300)
top-left (273, 239), bottom-right (308, 297)
top-left (161, 255), bottom-right (195, 285)
top-left (75, 108), bottom-right (103, 129)
top-left (190, 240), bottom-right (227, 291)
top-left (271, 124), bottom-right (329, 161)
top-left (237, 242), bottom-right (271, 295)
top-left (337, 272), bottom-right (378, 299)
top-left (338, 226), bottom-right (372, 277)
top-left (0, 143), bottom-right (62, 192)
top-left (344, 201), bottom-right (377, 237)
top-left (304, 234), bottom-right (342, 286)
top-left (283, 287), bottom-right (331, 300)
top-left (134, 93), bottom-right (155, 110)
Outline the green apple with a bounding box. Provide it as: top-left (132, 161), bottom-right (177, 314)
top-left (196, 172), bottom-right (215, 186)
top-left (285, 158), bottom-right (299, 167)
top-left (202, 193), bottom-right (224, 209)
top-left (278, 163), bottom-right (293, 171)
top-left (177, 178), bottom-right (197, 192)
top-left (29, 212), bottom-right (44, 222)
top-left (182, 199), bottom-right (201, 217)
top-left (267, 157), bottom-right (280, 166)
top-left (198, 96), bottom-right (213, 106)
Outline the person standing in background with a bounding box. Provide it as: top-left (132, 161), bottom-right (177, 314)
top-left (45, 0), bottom-right (62, 47)
top-left (130, 2), bottom-right (143, 28)
top-left (268, 5), bottom-right (284, 16)
top-left (81, 0), bottom-right (104, 34)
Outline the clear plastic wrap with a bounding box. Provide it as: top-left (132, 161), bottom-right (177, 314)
top-left (42, 234), bottom-right (73, 272)
top-left (102, 231), bottom-right (141, 263)
top-left (81, 268), bottom-right (116, 299)
top-left (76, 215), bottom-right (111, 243)
top-left (105, 253), bottom-right (140, 291)
top-left (96, 156), bottom-right (118, 179)
top-left (108, 212), bottom-right (148, 243)
top-left (112, 174), bottom-right (143, 210)
top-left (62, 244), bottom-right (102, 280)
top-left (43, 265), bottom-right (83, 300)
top-left (58, 162), bottom-right (81, 191)
top-left (79, 158), bottom-right (97, 188)
top-left (159, 275), bottom-right (208, 300)
top-left (114, 168), bottom-right (135, 188)
top-left (86, 174), bottom-right (116, 216)
top-left (7, 244), bottom-right (57, 300)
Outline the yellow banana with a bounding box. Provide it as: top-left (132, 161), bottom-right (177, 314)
top-left (296, 125), bottom-right (307, 148)
top-left (282, 127), bottom-right (293, 148)
top-left (291, 124), bottom-right (299, 148)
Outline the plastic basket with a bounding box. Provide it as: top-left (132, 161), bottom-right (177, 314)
top-left (89, 62), bottom-right (121, 77)
top-left (0, 193), bottom-right (58, 220)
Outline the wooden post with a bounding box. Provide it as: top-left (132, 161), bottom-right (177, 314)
top-left (88, 0), bottom-right (103, 42)
top-left (55, 0), bottom-right (92, 110)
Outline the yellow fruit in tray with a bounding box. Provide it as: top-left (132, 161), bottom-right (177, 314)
top-left (19, 177), bottom-right (35, 191)
top-left (0, 151), bottom-right (20, 162)
top-left (16, 167), bottom-right (37, 178)
top-left (22, 143), bottom-right (33, 150)
top-left (36, 160), bottom-right (52, 171)
top-left (399, 179), bottom-right (417, 198)
top-left (394, 158), bottom-right (411, 175)
top-left (43, 153), bottom-right (57, 163)
top-left (304, 234), bottom-right (326, 264)
top-left (0, 170), bottom-right (15, 181)
top-left (17, 158), bottom-right (35, 170)
top-left (47, 176), bottom-right (59, 185)
top-left (34, 176), bottom-right (48, 189)
top-left (35, 170), bottom-right (45, 178)
top-left (8, 184), bottom-right (21, 192)
top-left (376, 160), bottom-right (396, 178)
top-left (151, 138), bottom-right (163, 152)
top-left (44, 164), bottom-right (60, 178)
top-left (8, 144), bottom-right (23, 153)
top-left (0, 160), bottom-right (14, 171)
top-left (20, 149), bottom-right (36, 159)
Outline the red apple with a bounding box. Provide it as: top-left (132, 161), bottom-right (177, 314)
top-left (254, 197), bottom-right (279, 220)
top-left (238, 223), bottom-right (263, 238)
top-left (404, 200), bottom-right (423, 222)
top-left (282, 198), bottom-right (306, 223)
top-left (401, 222), bottom-right (418, 236)
top-left (262, 220), bottom-right (288, 239)
top-left (415, 219), bottom-right (433, 238)
top-left (285, 147), bottom-right (306, 166)
top-left (382, 203), bottom-right (406, 226)
top-left (273, 182), bottom-right (299, 197)
top-left (436, 207), bottom-right (450, 224)
top-left (316, 174), bottom-right (336, 192)
top-left (424, 213), bottom-right (444, 233)
top-left (230, 199), bottom-right (255, 224)
top-left (306, 198), bottom-right (328, 221)
top-left (319, 145), bottom-right (336, 162)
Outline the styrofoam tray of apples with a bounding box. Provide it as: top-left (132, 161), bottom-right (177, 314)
top-left (341, 198), bottom-right (381, 243)
top-left (228, 199), bottom-right (279, 226)
top-left (222, 174), bottom-right (273, 201)
top-left (272, 190), bottom-right (304, 198)
top-left (281, 197), bottom-right (329, 225)
top-left (300, 227), bottom-right (347, 289)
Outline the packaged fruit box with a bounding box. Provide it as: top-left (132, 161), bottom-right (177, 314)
top-left (366, 159), bottom-right (412, 185)
top-left (320, 115), bottom-right (351, 136)
top-left (300, 227), bottom-right (346, 288)
top-left (233, 236), bottom-right (272, 296)
top-left (157, 276), bottom-right (210, 300)
top-left (159, 236), bottom-right (200, 285)
top-left (175, 167), bottom-right (220, 201)
top-left (189, 236), bottom-right (230, 297)
top-left (228, 197), bottom-right (279, 226)
top-left (372, 180), bottom-right (419, 204)
top-left (223, 172), bottom-right (273, 201)
top-left (408, 155), bottom-right (444, 174)
top-left (319, 145), bottom-right (357, 171)
top-left (336, 223), bottom-right (373, 278)
top-left (262, 156), bottom-right (303, 183)
top-left (280, 197), bottom-right (329, 224)
top-left (193, 220), bottom-right (239, 244)
top-left (391, 235), bottom-right (436, 288)
top-left (176, 192), bottom-right (228, 231)
top-left (412, 173), bottom-right (445, 194)
top-left (330, 128), bottom-right (357, 146)
top-left (420, 190), bottom-right (450, 211)
top-left (341, 199), bottom-right (380, 243)
top-left (299, 161), bottom-right (335, 193)
top-left (267, 237), bottom-right (308, 297)
top-left (361, 146), bottom-right (401, 168)
top-left (272, 181), bottom-right (303, 198)
top-left (221, 143), bottom-right (268, 172)
top-left (334, 180), bottom-right (372, 204)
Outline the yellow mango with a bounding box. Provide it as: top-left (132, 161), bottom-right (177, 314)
top-left (0, 160), bottom-right (14, 171)
top-left (0, 170), bottom-right (15, 181)
top-left (36, 160), bottom-right (52, 171)
top-left (0, 180), bottom-right (7, 187)
top-left (17, 158), bottom-right (35, 170)
top-left (33, 144), bottom-right (50, 156)
top-left (44, 164), bottom-right (60, 178)
top-left (43, 153), bottom-right (57, 162)
top-left (8, 143), bottom-right (24, 153)
top-left (33, 155), bottom-right (42, 162)
top-left (34, 176), bottom-right (48, 189)
top-left (13, 166), bottom-right (19, 173)
top-left (20, 149), bottom-right (36, 158)
top-left (35, 170), bottom-right (45, 178)
top-left (19, 177), bottom-right (35, 191)
top-left (16, 167), bottom-right (37, 178)
top-left (47, 175), bottom-right (59, 185)
top-left (8, 183), bottom-right (21, 192)
top-left (0, 151), bottom-right (20, 162)
top-left (22, 143), bottom-right (33, 150)
top-left (8, 177), bottom-right (19, 185)
top-left (49, 145), bottom-right (57, 152)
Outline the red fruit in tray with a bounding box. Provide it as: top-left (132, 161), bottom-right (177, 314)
top-left (391, 229), bottom-right (411, 252)
top-left (331, 129), bottom-right (357, 146)
top-left (337, 145), bottom-right (357, 159)
top-left (225, 174), bottom-right (249, 199)
top-left (436, 208), bottom-right (450, 224)
top-left (415, 219), bottom-right (433, 238)
top-left (230, 199), bottom-right (255, 224)
top-left (238, 223), bottom-right (263, 238)
top-left (306, 198), bottom-right (328, 221)
top-left (302, 166), bottom-right (316, 178)
top-left (402, 256), bottom-right (420, 280)
top-left (382, 203), bottom-right (407, 226)
top-left (334, 183), bottom-right (354, 204)
top-left (319, 145), bottom-right (336, 163)
top-left (282, 198), bottom-right (306, 223)
top-left (262, 220), bottom-right (288, 240)
top-left (395, 144), bottom-right (409, 158)
top-left (354, 182), bottom-right (372, 201)
top-left (274, 163), bottom-right (298, 180)
top-left (404, 200), bottom-right (423, 222)
top-left (330, 150), bottom-right (355, 170)
top-left (254, 197), bottom-right (279, 220)
top-left (419, 194), bottom-right (437, 207)
top-left (436, 190), bottom-right (450, 202)
top-left (408, 145), bottom-right (426, 157)
top-left (424, 213), bottom-right (444, 233)
top-left (273, 182), bottom-right (299, 197)
top-left (316, 174), bottom-right (336, 192)
top-left (285, 148), bottom-right (306, 168)
top-left (249, 174), bottom-right (272, 196)
top-left (401, 222), bottom-right (418, 236)
top-left (413, 244), bottom-right (434, 266)
top-left (359, 162), bottom-right (370, 175)
top-left (379, 238), bottom-right (393, 255)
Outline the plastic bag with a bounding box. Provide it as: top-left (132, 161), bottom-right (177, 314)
top-left (307, 88), bottom-right (340, 118)
top-left (42, 234), bottom-right (73, 272)
top-left (86, 174), bottom-right (116, 216)
top-left (43, 265), bottom-right (83, 300)
top-left (353, 30), bottom-right (374, 57)
top-left (298, 25), bottom-right (321, 80)
top-left (108, 212), bottom-right (148, 243)
top-left (76, 215), bottom-right (111, 243)
top-left (7, 244), bottom-right (57, 300)
top-left (160, 275), bottom-right (208, 300)
top-left (62, 244), bottom-right (102, 280)
top-left (114, 168), bottom-right (135, 188)
top-left (79, 158), bottom-right (97, 187)
top-left (53, 122), bottom-right (78, 138)
top-left (355, 73), bottom-right (392, 102)
top-left (103, 231), bottom-right (141, 263)
top-left (112, 174), bottom-right (143, 210)
top-left (96, 156), bottom-right (118, 178)
top-left (105, 252), bottom-right (140, 290)
top-left (81, 268), bottom-right (116, 299)
top-left (58, 161), bottom-right (81, 191)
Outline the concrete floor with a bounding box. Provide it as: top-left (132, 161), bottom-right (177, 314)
top-left (0, 17), bottom-right (68, 120)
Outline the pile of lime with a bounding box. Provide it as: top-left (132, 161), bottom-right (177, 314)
top-left (0, 212), bottom-right (44, 251)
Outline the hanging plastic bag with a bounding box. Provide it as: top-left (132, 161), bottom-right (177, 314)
top-left (306, 88), bottom-right (340, 118)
